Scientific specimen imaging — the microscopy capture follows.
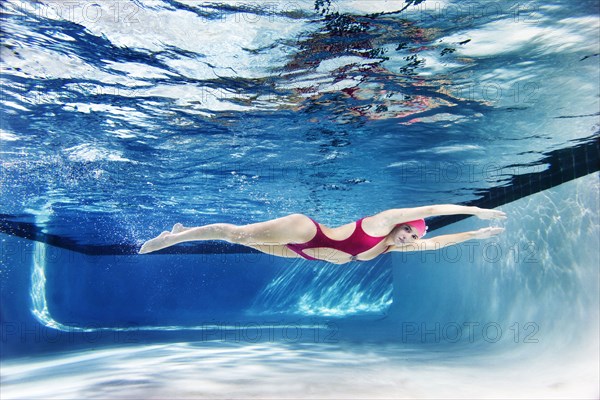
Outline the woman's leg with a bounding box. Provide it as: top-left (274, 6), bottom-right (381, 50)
top-left (139, 214), bottom-right (316, 254)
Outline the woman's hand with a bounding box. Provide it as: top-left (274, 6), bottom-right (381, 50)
top-left (471, 227), bottom-right (505, 239)
top-left (473, 207), bottom-right (507, 220)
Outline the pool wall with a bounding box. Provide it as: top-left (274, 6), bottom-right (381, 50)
top-left (389, 172), bottom-right (599, 354)
top-left (1, 173), bottom-right (598, 361)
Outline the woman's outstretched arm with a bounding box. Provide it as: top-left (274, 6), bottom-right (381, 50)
top-left (372, 204), bottom-right (506, 230)
top-left (388, 227), bottom-right (504, 252)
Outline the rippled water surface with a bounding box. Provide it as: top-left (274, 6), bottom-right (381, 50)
top-left (2, 0), bottom-right (598, 246)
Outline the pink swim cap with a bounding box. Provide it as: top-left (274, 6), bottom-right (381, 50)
top-left (401, 219), bottom-right (428, 238)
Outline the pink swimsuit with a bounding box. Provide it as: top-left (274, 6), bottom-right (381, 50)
top-left (287, 218), bottom-right (389, 261)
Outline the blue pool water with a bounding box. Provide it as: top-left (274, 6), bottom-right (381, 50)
top-left (1, 0), bottom-right (599, 398)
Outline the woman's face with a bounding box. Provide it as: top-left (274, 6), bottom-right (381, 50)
top-left (391, 224), bottom-right (420, 245)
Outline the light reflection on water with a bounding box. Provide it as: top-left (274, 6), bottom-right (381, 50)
top-left (1, 340), bottom-right (597, 399)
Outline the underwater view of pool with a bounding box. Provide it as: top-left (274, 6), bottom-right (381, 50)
top-left (1, 0), bottom-right (599, 398)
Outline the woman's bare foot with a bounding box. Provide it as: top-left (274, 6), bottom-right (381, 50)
top-left (171, 223), bottom-right (186, 234)
top-left (139, 223), bottom-right (188, 254)
top-left (139, 230), bottom-right (173, 254)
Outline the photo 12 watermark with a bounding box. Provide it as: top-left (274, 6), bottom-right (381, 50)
top-left (0, 320), bottom-right (340, 345)
top-left (395, 161), bottom-right (545, 184)
top-left (0, 240), bottom-right (141, 266)
top-left (405, 1), bottom-right (541, 26)
top-left (439, 81), bottom-right (541, 105)
top-left (10, 1), bottom-right (142, 24)
top-left (397, 240), bottom-right (539, 265)
top-left (400, 321), bottom-right (540, 344)
top-left (197, 321), bottom-right (339, 343)
top-left (0, 322), bottom-right (141, 345)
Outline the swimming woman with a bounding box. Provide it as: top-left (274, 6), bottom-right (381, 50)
top-left (139, 204), bottom-right (506, 264)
